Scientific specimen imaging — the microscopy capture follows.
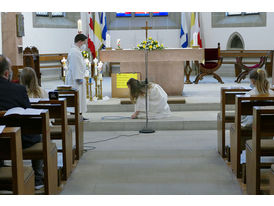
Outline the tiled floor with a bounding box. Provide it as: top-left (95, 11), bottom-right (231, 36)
top-left (40, 76), bottom-right (255, 195)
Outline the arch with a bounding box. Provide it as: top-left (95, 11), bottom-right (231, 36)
top-left (226, 32), bottom-right (245, 50)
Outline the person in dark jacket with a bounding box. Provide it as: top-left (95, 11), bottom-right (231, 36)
top-left (0, 55), bottom-right (44, 190)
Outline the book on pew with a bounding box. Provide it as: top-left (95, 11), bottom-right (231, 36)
top-left (4, 107), bottom-right (43, 116)
top-left (0, 125), bottom-right (5, 134)
top-left (29, 98), bottom-right (41, 103)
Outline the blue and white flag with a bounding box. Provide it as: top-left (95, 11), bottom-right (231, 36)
top-left (100, 12), bottom-right (107, 49)
top-left (180, 12), bottom-right (188, 48)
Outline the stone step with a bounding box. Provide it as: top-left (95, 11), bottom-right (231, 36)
top-left (83, 111), bottom-right (219, 131)
top-left (87, 100), bottom-right (221, 112)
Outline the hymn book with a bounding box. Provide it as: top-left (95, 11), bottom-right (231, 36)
top-left (4, 107), bottom-right (43, 116)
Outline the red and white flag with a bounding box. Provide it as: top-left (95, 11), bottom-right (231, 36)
top-left (87, 12), bottom-right (96, 59)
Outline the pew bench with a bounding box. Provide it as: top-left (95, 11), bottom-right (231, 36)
top-left (0, 127), bottom-right (35, 195)
top-left (245, 106), bottom-right (274, 195)
top-left (0, 110), bottom-right (58, 194)
top-left (39, 53), bottom-right (68, 78)
top-left (230, 95), bottom-right (274, 179)
top-left (54, 89), bottom-right (84, 161)
top-left (217, 87), bottom-right (251, 158)
top-left (31, 98), bottom-right (73, 181)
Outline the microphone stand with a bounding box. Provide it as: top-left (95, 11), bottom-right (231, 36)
top-left (139, 49), bottom-right (155, 134)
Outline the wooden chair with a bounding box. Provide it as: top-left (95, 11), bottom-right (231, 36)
top-left (0, 110), bottom-right (58, 195)
top-left (23, 46), bottom-right (41, 86)
top-left (230, 95), bottom-right (274, 178)
top-left (31, 98), bottom-right (73, 181)
top-left (245, 106), bottom-right (274, 194)
top-left (54, 89), bottom-right (84, 161)
top-left (194, 43), bottom-right (223, 84)
top-left (217, 87), bottom-right (251, 158)
top-left (235, 56), bottom-right (267, 83)
top-left (0, 127), bottom-right (35, 195)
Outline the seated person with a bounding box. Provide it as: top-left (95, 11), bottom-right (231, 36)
top-left (241, 69), bottom-right (274, 127)
top-left (20, 67), bottom-right (48, 98)
top-left (0, 55), bottom-right (44, 190)
top-left (127, 78), bottom-right (171, 119)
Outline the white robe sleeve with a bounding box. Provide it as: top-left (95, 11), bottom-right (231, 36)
top-left (135, 96), bottom-right (148, 112)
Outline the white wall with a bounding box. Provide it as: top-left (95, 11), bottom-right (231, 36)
top-left (109, 29), bottom-right (180, 49)
top-left (2, 12), bottom-right (274, 55)
top-left (22, 12), bottom-right (78, 53)
top-left (200, 12), bottom-right (274, 50)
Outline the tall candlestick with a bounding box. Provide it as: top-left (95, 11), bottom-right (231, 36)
top-left (77, 19), bottom-right (82, 33)
top-left (99, 73), bottom-right (102, 80)
top-left (106, 34), bottom-right (111, 48)
top-left (93, 58), bottom-right (98, 66)
top-left (94, 66), bottom-right (97, 76)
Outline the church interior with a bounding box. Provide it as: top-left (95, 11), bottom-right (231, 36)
top-left (1, 1), bottom-right (274, 202)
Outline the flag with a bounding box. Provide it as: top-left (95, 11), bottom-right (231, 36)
top-left (190, 12), bottom-right (202, 48)
top-left (180, 12), bottom-right (188, 48)
top-left (94, 12), bottom-right (103, 56)
top-left (87, 12), bottom-right (96, 59)
top-left (100, 12), bottom-right (107, 49)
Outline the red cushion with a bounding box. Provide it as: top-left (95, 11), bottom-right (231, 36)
top-left (201, 62), bottom-right (218, 69)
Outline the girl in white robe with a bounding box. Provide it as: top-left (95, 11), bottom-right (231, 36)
top-left (65, 34), bottom-right (87, 114)
top-left (241, 69), bottom-right (273, 128)
top-left (127, 78), bottom-right (171, 119)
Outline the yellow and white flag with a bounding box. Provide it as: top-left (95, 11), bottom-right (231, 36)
top-left (94, 12), bottom-right (103, 56)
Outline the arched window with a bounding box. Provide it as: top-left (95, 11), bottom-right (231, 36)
top-left (227, 32), bottom-right (245, 50)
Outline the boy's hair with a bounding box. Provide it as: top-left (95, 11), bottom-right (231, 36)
top-left (74, 34), bottom-right (88, 43)
top-left (249, 68), bottom-right (270, 94)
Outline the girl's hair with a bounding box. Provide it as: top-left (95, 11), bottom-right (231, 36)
top-left (127, 78), bottom-right (152, 103)
top-left (20, 67), bottom-right (42, 98)
top-left (249, 68), bottom-right (270, 94)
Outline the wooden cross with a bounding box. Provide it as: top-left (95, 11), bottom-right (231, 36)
top-left (141, 21), bottom-right (152, 40)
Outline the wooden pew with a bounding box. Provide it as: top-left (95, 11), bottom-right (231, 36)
top-left (39, 53), bottom-right (68, 78)
top-left (217, 87), bottom-right (251, 158)
top-left (220, 50), bottom-right (273, 79)
top-left (30, 98), bottom-right (73, 181)
top-left (0, 110), bottom-right (58, 194)
top-left (0, 127), bottom-right (35, 195)
top-left (230, 95), bottom-right (274, 178)
top-left (245, 106), bottom-right (274, 195)
top-left (54, 89), bottom-right (84, 161)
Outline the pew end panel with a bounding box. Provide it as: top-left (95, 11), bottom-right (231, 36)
top-left (0, 127), bottom-right (35, 195)
top-left (217, 87), bottom-right (251, 158)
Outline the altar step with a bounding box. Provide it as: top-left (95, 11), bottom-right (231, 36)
top-left (87, 101), bottom-right (221, 113)
top-left (83, 111), bottom-right (219, 131)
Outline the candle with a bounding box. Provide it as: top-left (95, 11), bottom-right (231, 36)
top-left (94, 67), bottom-right (97, 76)
top-left (77, 19), bottom-right (82, 33)
top-left (106, 34), bottom-right (111, 48)
top-left (193, 32), bottom-right (198, 46)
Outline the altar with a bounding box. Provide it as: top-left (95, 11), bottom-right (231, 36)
top-left (99, 48), bottom-right (204, 95)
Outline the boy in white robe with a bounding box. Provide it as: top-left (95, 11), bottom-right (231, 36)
top-left (65, 34), bottom-right (87, 115)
